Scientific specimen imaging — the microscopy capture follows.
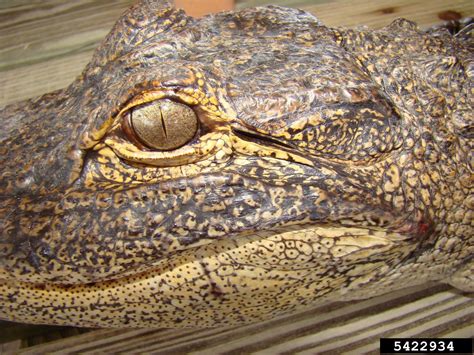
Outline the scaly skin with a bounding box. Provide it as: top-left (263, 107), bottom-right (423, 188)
top-left (0, 1), bottom-right (472, 327)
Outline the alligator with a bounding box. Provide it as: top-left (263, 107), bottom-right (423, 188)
top-left (0, 0), bottom-right (472, 328)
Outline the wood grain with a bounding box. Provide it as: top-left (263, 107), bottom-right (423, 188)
top-left (298, 0), bottom-right (472, 28)
top-left (12, 284), bottom-right (474, 354)
top-left (0, 0), bottom-right (135, 105)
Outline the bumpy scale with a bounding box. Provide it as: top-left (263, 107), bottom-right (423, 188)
top-left (0, 0), bottom-right (472, 327)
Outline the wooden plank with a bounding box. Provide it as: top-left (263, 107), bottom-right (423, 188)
top-left (1, 53), bottom-right (92, 105)
top-left (14, 284), bottom-right (474, 354)
top-left (0, 0), bottom-right (134, 106)
top-left (0, 340), bottom-right (22, 354)
top-left (0, 1), bottom-right (135, 71)
top-left (238, 0), bottom-right (473, 30)
top-left (298, 0), bottom-right (473, 29)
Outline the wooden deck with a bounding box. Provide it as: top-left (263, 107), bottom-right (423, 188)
top-left (2, 284), bottom-right (473, 354)
top-left (0, 0), bottom-right (473, 353)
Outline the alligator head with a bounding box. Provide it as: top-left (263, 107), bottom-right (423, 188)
top-left (0, 0), bottom-right (472, 327)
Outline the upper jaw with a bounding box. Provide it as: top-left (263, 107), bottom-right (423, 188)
top-left (0, 146), bottom-right (417, 286)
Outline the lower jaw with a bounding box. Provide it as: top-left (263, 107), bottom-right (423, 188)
top-left (0, 224), bottom-right (417, 328)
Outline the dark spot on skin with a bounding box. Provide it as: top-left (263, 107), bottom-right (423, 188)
top-left (210, 283), bottom-right (224, 298)
top-left (438, 10), bottom-right (462, 21)
top-left (417, 221), bottom-right (432, 235)
top-left (8, 293), bottom-right (18, 303)
top-left (371, 216), bottom-right (381, 225)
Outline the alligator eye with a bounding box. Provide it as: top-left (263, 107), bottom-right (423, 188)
top-left (127, 99), bottom-right (198, 151)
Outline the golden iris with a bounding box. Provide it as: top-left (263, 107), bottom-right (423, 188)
top-left (130, 99), bottom-right (198, 151)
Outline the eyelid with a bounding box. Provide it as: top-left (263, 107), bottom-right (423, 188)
top-left (104, 130), bottom-right (227, 167)
top-left (117, 90), bottom-right (200, 121)
top-left (99, 89), bottom-right (234, 167)
top-left (80, 90), bottom-right (197, 150)
top-left (117, 89), bottom-right (231, 128)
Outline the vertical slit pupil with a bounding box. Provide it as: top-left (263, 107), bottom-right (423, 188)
top-left (160, 108), bottom-right (168, 138)
top-left (129, 99), bottom-right (199, 151)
